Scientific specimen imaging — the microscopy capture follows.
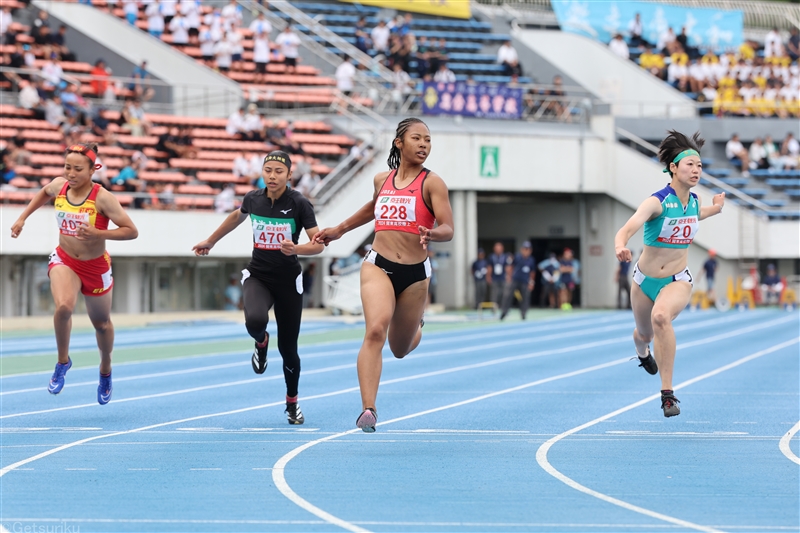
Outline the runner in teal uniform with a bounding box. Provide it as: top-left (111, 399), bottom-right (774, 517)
top-left (614, 130), bottom-right (725, 417)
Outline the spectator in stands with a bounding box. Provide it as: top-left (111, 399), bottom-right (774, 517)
top-left (276, 24), bottom-right (301, 74)
top-left (676, 27), bottom-right (698, 59)
top-left (131, 150), bottom-right (149, 174)
top-left (60, 83), bottom-right (89, 122)
top-left (0, 7), bottom-right (12, 45)
top-left (764, 135), bottom-right (780, 168)
top-left (35, 25), bottom-right (54, 47)
top-left (638, 47), bottom-right (666, 79)
top-left (123, 0), bottom-right (139, 26)
top-left (112, 155), bottom-right (145, 195)
top-left (175, 126), bottom-right (197, 158)
top-left (199, 25), bottom-right (215, 66)
top-left (180, 0), bottom-right (200, 45)
top-left (0, 149), bottom-right (16, 187)
top-left (749, 137), bottom-right (770, 170)
top-left (667, 53), bottom-right (689, 92)
top-left (391, 12), bottom-right (413, 37)
top-left (18, 79), bottom-right (40, 112)
top-left (780, 132), bottom-right (799, 169)
top-left (249, 12), bottom-right (272, 37)
top-left (335, 55), bottom-right (356, 97)
top-left (51, 25), bottom-right (75, 62)
top-left (688, 59), bottom-right (709, 94)
top-left (228, 22), bottom-right (244, 72)
top-left (214, 183), bottom-right (236, 214)
top-left (232, 150), bottom-right (260, 183)
top-left (129, 60), bottom-right (155, 101)
top-left (44, 95), bottom-right (66, 127)
top-left (31, 9), bottom-right (50, 42)
top-left (627, 12), bottom-right (650, 48)
top-left (497, 40), bottom-right (522, 77)
top-left (387, 34), bottom-right (409, 73)
top-left (89, 59), bottom-right (111, 98)
top-left (657, 26), bottom-right (679, 55)
top-left (146, 1), bottom-right (165, 39)
top-left (221, 0), bottom-right (242, 30)
top-left (92, 157), bottom-right (111, 189)
top-left (122, 97), bottom-right (150, 137)
top-left (761, 264), bottom-right (783, 305)
top-left (161, 0), bottom-right (178, 26)
top-left (354, 17), bottom-right (371, 54)
top-left (295, 170), bottom-right (320, 199)
top-left (725, 133), bottom-right (751, 177)
top-left (433, 62), bottom-right (456, 83)
top-left (169, 11), bottom-right (189, 45)
top-left (243, 103), bottom-right (264, 141)
top-left (542, 75), bottom-right (568, 120)
top-left (390, 62), bottom-right (413, 107)
top-left (90, 107), bottom-right (114, 146)
top-left (204, 7), bottom-right (223, 41)
top-left (788, 27), bottom-right (800, 61)
top-left (40, 52), bottom-right (63, 93)
top-left (608, 33), bottom-right (630, 60)
top-left (765, 27), bottom-right (784, 59)
top-left (226, 106), bottom-right (248, 138)
top-left (252, 28), bottom-right (271, 84)
top-left (214, 33), bottom-right (234, 72)
top-left (371, 20), bottom-right (390, 55)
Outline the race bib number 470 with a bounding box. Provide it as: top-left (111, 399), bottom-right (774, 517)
top-left (657, 216), bottom-right (698, 245)
top-left (251, 215), bottom-right (295, 250)
top-left (375, 195), bottom-right (416, 229)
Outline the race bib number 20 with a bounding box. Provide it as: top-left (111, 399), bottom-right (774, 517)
top-left (657, 216), bottom-right (698, 245)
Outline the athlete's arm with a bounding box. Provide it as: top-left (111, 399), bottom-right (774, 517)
top-left (280, 226), bottom-right (325, 256)
top-left (418, 173), bottom-right (454, 249)
top-left (192, 209), bottom-right (249, 256)
top-left (10, 177), bottom-right (65, 238)
top-left (313, 173), bottom-right (387, 245)
top-left (78, 188), bottom-right (139, 242)
top-left (614, 196), bottom-right (662, 262)
top-left (699, 192), bottom-right (725, 220)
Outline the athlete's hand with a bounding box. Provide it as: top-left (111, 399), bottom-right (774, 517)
top-left (312, 226), bottom-right (343, 246)
top-left (418, 226), bottom-right (432, 250)
top-left (280, 237), bottom-right (296, 256)
top-left (712, 191), bottom-right (725, 208)
top-left (75, 223), bottom-right (102, 242)
top-left (192, 239), bottom-right (215, 256)
top-left (616, 246), bottom-right (632, 262)
top-left (10, 218), bottom-right (24, 238)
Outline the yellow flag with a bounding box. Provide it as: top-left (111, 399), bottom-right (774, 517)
top-left (341, 0), bottom-right (471, 20)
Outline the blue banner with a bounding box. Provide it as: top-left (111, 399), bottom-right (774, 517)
top-left (421, 81), bottom-right (523, 120)
top-left (551, 0), bottom-right (743, 50)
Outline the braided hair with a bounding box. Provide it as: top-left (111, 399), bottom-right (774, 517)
top-left (387, 117), bottom-right (427, 169)
top-left (658, 130), bottom-right (705, 175)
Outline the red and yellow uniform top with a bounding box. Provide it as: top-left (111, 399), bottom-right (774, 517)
top-left (54, 182), bottom-right (109, 237)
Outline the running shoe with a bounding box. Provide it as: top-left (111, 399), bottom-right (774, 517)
top-left (356, 407), bottom-right (377, 433)
top-left (47, 357), bottom-right (72, 395)
top-left (97, 372), bottom-right (113, 405)
top-left (637, 347), bottom-right (658, 375)
top-left (661, 392), bottom-right (681, 417)
top-left (285, 402), bottom-right (304, 425)
top-left (252, 333), bottom-right (268, 374)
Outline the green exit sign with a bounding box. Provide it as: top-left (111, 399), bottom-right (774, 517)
top-left (480, 146), bottom-right (499, 178)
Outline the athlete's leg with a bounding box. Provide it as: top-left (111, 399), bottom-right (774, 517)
top-left (49, 266), bottom-right (83, 365)
top-left (499, 279), bottom-right (514, 318)
top-left (84, 290), bottom-right (114, 375)
top-left (271, 277), bottom-right (304, 398)
top-left (387, 278), bottom-right (429, 358)
top-left (242, 276), bottom-right (275, 343)
top-left (651, 281), bottom-right (693, 391)
top-left (357, 262), bottom-right (395, 411)
top-left (630, 282), bottom-right (656, 357)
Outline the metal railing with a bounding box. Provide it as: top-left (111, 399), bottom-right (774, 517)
top-left (615, 127), bottom-right (776, 213)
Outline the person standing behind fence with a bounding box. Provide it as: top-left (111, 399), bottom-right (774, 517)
top-left (471, 247), bottom-right (488, 309)
top-left (500, 241), bottom-right (535, 320)
top-left (615, 258), bottom-right (632, 309)
top-left (488, 241), bottom-right (510, 308)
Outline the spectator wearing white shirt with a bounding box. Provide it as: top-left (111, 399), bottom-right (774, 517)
top-left (199, 27), bottom-right (215, 65)
top-left (41, 53), bottom-right (64, 92)
top-left (252, 29), bottom-right (271, 84)
top-left (214, 36), bottom-right (234, 72)
top-left (295, 171), bottom-right (320, 198)
top-left (226, 107), bottom-right (247, 137)
top-left (169, 12), bottom-right (189, 45)
top-left (243, 103), bottom-right (264, 141)
top-left (249, 13), bottom-right (272, 37)
top-left (160, 0), bottom-right (177, 26)
top-left (608, 34), bottom-right (629, 60)
top-left (275, 24), bottom-right (301, 73)
top-left (214, 184), bottom-right (236, 214)
top-left (0, 7), bottom-right (13, 44)
top-left (180, 0), bottom-right (200, 44)
top-left (764, 135), bottom-right (780, 168)
top-left (18, 80), bottom-right (40, 110)
top-left (433, 62), bottom-right (456, 83)
top-left (749, 138), bottom-right (769, 169)
top-left (204, 8), bottom-right (224, 41)
top-left (123, 0), bottom-right (139, 26)
top-left (335, 56), bottom-right (356, 96)
top-left (780, 132), bottom-right (799, 169)
top-left (227, 25), bottom-right (244, 71)
top-left (627, 12), bottom-right (650, 47)
top-left (391, 62), bottom-right (413, 106)
top-left (146, 1), bottom-right (164, 38)
top-left (371, 20), bottom-right (390, 54)
top-left (657, 27), bottom-right (678, 55)
top-left (220, 0), bottom-right (242, 31)
top-left (497, 40), bottom-right (522, 77)
top-left (667, 58), bottom-right (689, 92)
top-left (725, 133), bottom-right (751, 176)
top-left (765, 27), bottom-right (784, 59)
top-left (232, 151), bottom-right (261, 183)
top-left (45, 96), bottom-right (66, 126)
top-left (688, 59), bottom-right (707, 93)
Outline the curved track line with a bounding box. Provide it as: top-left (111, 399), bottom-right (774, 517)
top-left (271, 317), bottom-right (796, 532)
top-left (779, 421), bottom-right (800, 466)
top-left (536, 337), bottom-right (800, 533)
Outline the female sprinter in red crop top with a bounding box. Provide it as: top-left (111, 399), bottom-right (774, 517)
top-left (314, 118), bottom-right (454, 432)
top-left (10, 143), bottom-right (138, 404)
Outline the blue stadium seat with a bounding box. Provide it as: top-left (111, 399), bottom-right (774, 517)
top-left (784, 189), bottom-right (800, 198)
top-left (739, 188), bottom-right (769, 198)
top-left (717, 177), bottom-right (749, 187)
top-left (704, 168), bottom-right (731, 178)
top-left (761, 199), bottom-right (788, 208)
top-left (701, 158), bottom-right (714, 167)
top-left (765, 178), bottom-right (800, 188)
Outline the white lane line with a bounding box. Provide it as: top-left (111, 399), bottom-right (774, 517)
top-left (189, 468), bottom-right (221, 471)
top-left (0, 314), bottom-right (788, 420)
top-left (65, 468), bottom-right (96, 471)
top-left (536, 337), bottom-right (800, 533)
top-left (779, 421), bottom-right (800, 465)
top-left (270, 318), bottom-right (798, 533)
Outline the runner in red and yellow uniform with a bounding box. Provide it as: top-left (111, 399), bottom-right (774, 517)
top-left (11, 143), bottom-right (138, 404)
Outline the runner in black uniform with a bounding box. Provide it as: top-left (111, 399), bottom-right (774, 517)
top-left (193, 151), bottom-right (323, 425)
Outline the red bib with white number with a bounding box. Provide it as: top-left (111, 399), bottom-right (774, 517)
top-left (374, 169), bottom-right (436, 235)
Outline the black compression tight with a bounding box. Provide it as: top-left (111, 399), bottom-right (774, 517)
top-left (242, 274), bottom-right (303, 398)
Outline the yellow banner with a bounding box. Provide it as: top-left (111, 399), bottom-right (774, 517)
top-left (340, 0), bottom-right (471, 20)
